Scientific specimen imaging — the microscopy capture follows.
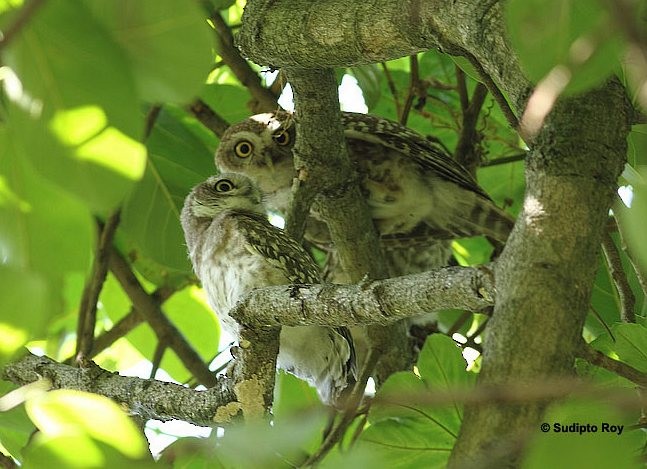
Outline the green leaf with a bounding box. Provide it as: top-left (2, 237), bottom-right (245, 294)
top-left (200, 83), bottom-right (254, 127)
top-left (25, 390), bottom-right (149, 459)
top-left (349, 65), bottom-right (382, 111)
top-left (6, 103), bottom-right (146, 214)
top-left (0, 382), bottom-right (35, 462)
top-left (358, 335), bottom-right (471, 468)
top-left (4, 0), bottom-right (141, 137)
top-left (620, 167), bottom-right (647, 275)
top-left (506, 0), bottom-right (625, 94)
top-left (121, 106), bottom-right (215, 284)
top-left (611, 323), bottom-right (647, 373)
top-left (523, 398), bottom-right (645, 469)
top-left (0, 266), bottom-right (51, 367)
top-left (0, 144), bottom-right (93, 282)
top-left (86, 0), bottom-right (214, 104)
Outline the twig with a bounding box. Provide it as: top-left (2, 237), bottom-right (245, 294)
top-left (577, 340), bottom-right (647, 387)
top-left (463, 52), bottom-right (519, 130)
top-left (189, 99), bottom-right (230, 138)
top-left (109, 248), bottom-right (217, 387)
top-left (447, 311), bottom-right (473, 336)
top-left (601, 231), bottom-right (636, 322)
top-left (302, 350), bottom-right (380, 466)
top-left (89, 287), bottom-right (175, 359)
top-left (209, 11), bottom-right (278, 113)
top-left (380, 62), bottom-right (402, 118)
top-left (454, 82), bottom-right (488, 175)
top-left (75, 211), bottom-right (121, 364)
top-left (399, 55), bottom-right (419, 126)
top-left (456, 66), bottom-right (469, 112)
top-left (0, 0), bottom-right (45, 51)
top-left (481, 153), bottom-right (526, 167)
top-left (143, 105), bottom-right (162, 140)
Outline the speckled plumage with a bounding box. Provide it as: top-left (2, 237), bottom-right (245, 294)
top-left (214, 111), bottom-right (514, 280)
top-left (180, 173), bottom-right (355, 405)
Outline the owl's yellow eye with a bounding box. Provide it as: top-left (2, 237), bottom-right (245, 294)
top-left (214, 179), bottom-right (234, 192)
top-left (273, 130), bottom-right (290, 146)
top-left (234, 141), bottom-right (253, 158)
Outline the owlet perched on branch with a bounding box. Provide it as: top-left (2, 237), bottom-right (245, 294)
top-left (214, 111), bottom-right (514, 279)
top-left (181, 173), bottom-right (356, 405)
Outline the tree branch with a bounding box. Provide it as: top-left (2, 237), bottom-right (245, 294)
top-left (576, 341), bottom-right (647, 387)
top-left (2, 353), bottom-right (235, 426)
top-left (285, 67), bottom-right (413, 383)
top-left (109, 249), bottom-right (218, 388)
top-left (209, 11), bottom-right (278, 113)
top-left (75, 211), bottom-right (121, 364)
top-left (231, 266), bottom-right (495, 328)
top-left (189, 99), bottom-right (230, 138)
top-left (601, 231), bottom-right (636, 323)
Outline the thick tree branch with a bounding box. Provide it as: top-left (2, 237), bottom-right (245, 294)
top-left (285, 67), bottom-right (413, 383)
top-left (238, 0), bottom-right (530, 114)
top-left (230, 266), bottom-right (495, 328)
top-left (451, 80), bottom-right (632, 467)
top-left (2, 353), bottom-right (234, 426)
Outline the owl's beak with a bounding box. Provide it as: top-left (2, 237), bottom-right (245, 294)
top-left (261, 152), bottom-right (274, 171)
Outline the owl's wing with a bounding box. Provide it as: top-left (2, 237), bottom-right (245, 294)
top-left (235, 212), bottom-right (321, 284)
top-left (236, 212), bottom-right (357, 382)
top-left (340, 112), bottom-right (491, 200)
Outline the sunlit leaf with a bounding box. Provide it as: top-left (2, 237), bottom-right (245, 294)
top-left (0, 265), bottom-right (50, 366)
top-left (3, 0), bottom-right (141, 137)
top-left (26, 390), bottom-right (148, 459)
top-left (86, 0), bottom-right (214, 104)
top-left (0, 140), bottom-right (93, 282)
top-left (0, 381), bottom-right (34, 462)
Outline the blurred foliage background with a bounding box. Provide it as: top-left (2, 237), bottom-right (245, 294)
top-left (0, 0), bottom-right (646, 467)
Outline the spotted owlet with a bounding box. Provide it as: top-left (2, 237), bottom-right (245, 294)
top-left (180, 173), bottom-right (356, 405)
top-left (214, 111), bottom-right (514, 281)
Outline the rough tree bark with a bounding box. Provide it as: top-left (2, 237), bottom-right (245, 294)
top-left (236, 1), bottom-right (632, 466)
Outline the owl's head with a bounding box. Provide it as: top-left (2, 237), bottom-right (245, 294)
top-left (183, 173), bottom-right (265, 220)
top-left (214, 111), bottom-right (296, 193)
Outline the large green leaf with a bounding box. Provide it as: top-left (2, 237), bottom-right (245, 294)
top-left (523, 398), bottom-right (645, 469)
top-left (86, 0), bottom-right (214, 104)
top-left (6, 103), bottom-right (146, 215)
top-left (121, 106), bottom-right (215, 284)
top-left (23, 390), bottom-right (154, 468)
top-left (0, 382), bottom-right (34, 463)
top-left (0, 266), bottom-right (51, 368)
top-left (0, 141), bottom-right (93, 282)
top-left (358, 335), bottom-right (472, 468)
top-left (200, 83), bottom-right (254, 127)
top-left (3, 0), bottom-right (141, 137)
top-left (506, 0), bottom-right (625, 94)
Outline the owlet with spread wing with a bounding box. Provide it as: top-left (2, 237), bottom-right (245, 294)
top-left (214, 111), bottom-right (514, 280)
top-left (181, 173), bottom-right (356, 405)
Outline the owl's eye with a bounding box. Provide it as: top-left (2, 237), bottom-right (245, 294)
top-left (234, 141), bottom-right (253, 158)
top-left (273, 130), bottom-right (290, 146)
top-left (214, 179), bottom-right (234, 192)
